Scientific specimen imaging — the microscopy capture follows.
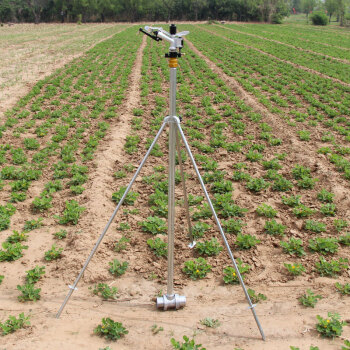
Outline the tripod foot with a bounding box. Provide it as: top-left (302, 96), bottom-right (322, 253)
top-left (156, 294), bottom-right (186, 310)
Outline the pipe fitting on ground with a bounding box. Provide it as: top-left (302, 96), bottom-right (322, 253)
top-left (156, 294), bottom-right (186, 310)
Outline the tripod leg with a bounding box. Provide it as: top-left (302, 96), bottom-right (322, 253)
top-left (56, 121), bottom-right (167, 318)
top-left (175, 131), bottom-right (194, 246)
top-left (175, 121), bottom-right (266, 341)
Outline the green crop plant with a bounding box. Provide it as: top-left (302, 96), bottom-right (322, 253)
top-left (23, 138), bottom-right (40, 150)
top-left (6, 230), bottom-right (28, 244)
top-left (256, 203), bottom-right (277, 218)
top-left (200, 317), bottom-right (221, 328)
top-left (56, 200), bottom-right (85, 225)
top-left (32, 195), bottom-right (53, 211)
top-left (114, 170), bottom-right (126, 179)
top-left (338, 233), bottom-right (350, 246)
top-left (202, 170), bottom-right (225, 184)
top-left (280, 238), bottom-right (305, 256)
top-left (335, 282), bottom-right (350, 296)
top-left (210, 180), bottom-right (233, 194)
top-left (297, 176), bottom-right (318, 189)
top-left (232, 170), bottom-right (251, 182)
top-left (171, 335), bottom-right (206, 350)
top-left (0, 242), bottom-right (28, 261)
top-left (281, 195), bottom-right (302, 207)
top-left (192, 203), bottom-right (212, 220)
top-left (272, 176), bottom-right (293, 192)
top-left (92, 283), bottom-right (118, 300)
top-left (235, 234), bottom-right (260, 250)
top-left (26, 266), bottom-right (45, 284)
top-left (316, 312), bottom-right (346, 338)
top-left (246, 150), bottom-right (263, 162)
top-left (147, 237), bottom-right (167, 257)
top-left (221, 219), bottom-right (245, 235)
top-left (114, 236), bottom-right (130, 252)
top-left (112, 187), bottom-right (139, 205)
top-left (124, 134), bottom-right (140, 154)
top-left (342, 340), bottom-right (350, 350)
top-left (0, 313), bottom-right (30, 336)
top-left (299, 289), bottom-right (322, 308)
top-left (17, 283), bottom-right (41, 302)
top-left (304, 220), bottom-right (326, 233)
top-left (0, 275), bottom-right (3, 284)
top-left (94, 318), bottom-right (128, 341)
top-left (183, 257), bottom-right (212, 280)
top-left (139, 216), bottom-right (167, 235)
top-left (191, 222), bottom-right (211, 239)
top-left (0, 203), bottom-right (16, 231)
top-left (297, 130), bottom-right (311, 141)
top-left (315, 257), bottom-right (348, 277)
top-left (320, 203), bottom-right (337, 216)
top-left (54, 229), bottom-right (68, 239)
top-left (317, 189), bottom-right (334, 203)
top-left (264, 219), bottom-right (286, 236)
top-left (309, 237), bottom-right (338, 254)
top-left (247, 288), bottom-right (267, 303)
top-left (223, 259), bottom-right (250, 284)
top-left (44, 245), bottom-right (63, 261)
top-left (10, 192), bottom-right (27, 203)
top-left (333, 219), bottom-right (348, 232)
top-left (284, 263), bottom-right (305, 276)
top-left (246, 177), bottom-right (269, 192)
top-left (11, 148), bottom-right (27, 165)
top-left (262, 158), bottom-right (282, 170)
top-left (23, 217), bottom-right (43, 232)
top-left (151, 324), bottom-right (164, 334)
top-left (292, 165), bottom-right (311, 180)
top-left (195, 238), bottom-right (223, 256)
top-left (108, 259), bottom-right (128, 277)
top-left (293, 204), bottom-right (314, 218)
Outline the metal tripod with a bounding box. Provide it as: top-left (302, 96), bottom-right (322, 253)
top-left (56, 24), bottom-right (265, 341)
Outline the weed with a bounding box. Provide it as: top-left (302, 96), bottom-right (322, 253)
top-left (316, 312), bottom-right (346, 338)
top-left (147, 237), bottom-right (167, 257)
top-left (26, 266), bottom-right (45, 284)
top-left (264, 220), bottom-right (286, 236)
top-left (256, 203), bottom-right (277, 218)
top-left (223, 259), bottom-right (250, 284)
top-left (151, 324), bottom-right (164, 334)
top-left (183, 257), bottom-right (212, 280)
top-left (112, 187), bottom-right (139, 205)
top-left (236, 234), bottom-right (260, 249)
top-left (171, 335), bottom-right (206, 350)
top-left (200, 317), bottom-right (221, 328)
top-left (284, 263), bottom-right (305, 276)
top-left (108, 259), bottom-right (128, 277)
top-left (44, 245), bottom-right (63, 261)
top-left (92, 283), bottom-right (118, 300)
top-left (315, 257), bottom-right (348, 277)
top-left (139, 216), bottom-right (167, 235)
top-left (0, 313), bottom-right (30, 335)
top-left (280, 238), bottom-right (305, 256)
top-left (17, 283), bottom-right (41, 302)
top-left (56, 200), bottom-right (85, 225)
top-left (309, 237), bottom-right (338, 254)
top-left (94, 318), bottom-right (128, 341)
top-left (299, 289), bottom-right (322, 308)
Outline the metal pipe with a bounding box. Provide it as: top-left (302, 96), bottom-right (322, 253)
top-left (56, 121), bottom-right (167, 318)
top-left (176, 121), bottom-right (266, 341)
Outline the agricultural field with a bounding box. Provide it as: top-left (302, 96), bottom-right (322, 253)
top-left (0, 22), bottom-right (350, 350)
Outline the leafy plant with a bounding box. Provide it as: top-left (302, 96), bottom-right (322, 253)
top-left (284, 263), bottom-right (305, 276)
top-left (26, 266), bottom-right (45, 284)
top-left (108, 259), bottom-right (128, 277)
top-left (195, 238), bottom-right (223, 256)
top-left (0, 313), bottom-right (30, 335)
top-left (150, 324), bottom-right (164, 334)
top-left (56, 200), bottom-right (85, 225)
top-left (221, 219), bottom-right (245, 235)
top-left (54, 229), bottom-right (68, 239)
top-left (236, 234), bottom-right (260, 249)
top-left (0, 242), bottom-right (28, 261)
top-left (183, 257), bottom-right (212, 280)
top-left (23, 217), bottom-right (43, 232)
top-left (44, 244), bottom-right (63, 261)
top-left (171, 335), bottom-right (206, 350)
top-left (92, 283), bottom-right (118, 300)
top-left (264, 219), bottom-right (286, 236)
top-left (200, 317), bottom-right (221, 328)
top-left (256, 203), bottom-right (277, 218)
top-left (223, 259), bottom-right (250, 284)
top-left (292, 164), bottom-right (311, 180)
top-left (139, 216), bottom-right (167, 235)
top-left (304, 220), bottom-right (326, 233)
top-left (247, 288), bottom-right (267, 303)
top-left (299, 289), bottom-right (322, 308)
top-left (320, 203), bottom-right (337, 216)
top-left (94, 318), bottom-right (128, 341)
top-left (293, 205), bottom-right (314, 218)
top-left (246, 177), bottom-right (269, 192)
top-left (334, 219), bottom-right (348, 232)
top-left (338, 233), bottom-right (350, 246)
top-left (112, 187), bottom-right (139, 205)
top-left (309, 237), bottom-right (338, 254)
top-left (272, 176), bottom-right (293, 192)
top-left (17, 283), bottom-right (41, 302)
top-left (297, 176), bottom-right (318, 189)
top-left (114, 236), bottom-right (130, 252)
top-left (335, 282), bottom-right (350, 296)
top-left (191, 222), bottom-right (211, 239)
top-left (147, 237), bottom-right (167, 257)
top-left (342, 340), bottom-right (350, 350)
top-left (281, 195), bottom-right (301, 207)
top-left (316, 312), bottom-right (346, 338)
top-left (315, 257), bottom-right (348, 277)
top-left (280, 238), bottom-right (305, 256)
top-left (6, 230), bottom-right (28, 243)
top-left (317, 189), bottom-right (334, 203)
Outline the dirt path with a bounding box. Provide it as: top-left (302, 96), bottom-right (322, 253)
top-left (198, 25), bottom-right (350, 88)
top-left (215, 24), bottom-right (350, 64)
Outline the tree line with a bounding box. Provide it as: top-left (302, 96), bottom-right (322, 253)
top-left (0, 0), bottom-right (348, 25)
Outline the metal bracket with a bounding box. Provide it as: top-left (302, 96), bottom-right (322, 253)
top-left (68, 285), bottom-right (78, 291)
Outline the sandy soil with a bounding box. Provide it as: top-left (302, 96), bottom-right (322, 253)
top-left (0, 24), bottom-right (349, 350)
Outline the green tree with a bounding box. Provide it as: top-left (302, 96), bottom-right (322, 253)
top-left (301, 0), bottom-right (316, 20)
top-left (325, 0), bottom-right (338, 22)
